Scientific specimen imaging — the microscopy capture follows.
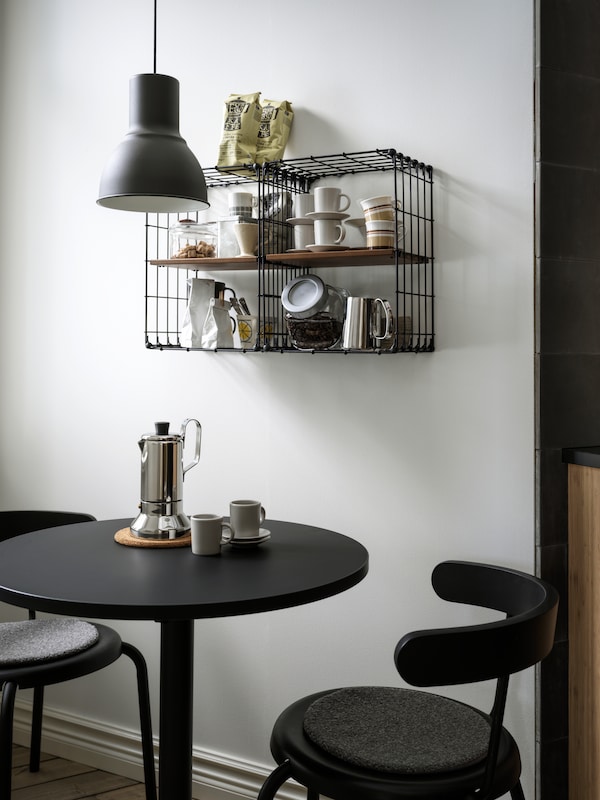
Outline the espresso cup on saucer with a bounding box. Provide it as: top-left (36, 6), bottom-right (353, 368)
top-left (313, 218), bottom-right (346, 246)
top-left (190, 514), bottom-right (230, 556)
top-left (225, 499), bottom-right (266, 542)
top-left (292, 222), bottom-right (314, 250)
top-left (293, 193), bottom-right (315, 217)
top-left (314, 187), bottom-right (351, 214)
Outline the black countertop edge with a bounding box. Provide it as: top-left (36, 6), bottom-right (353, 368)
top-left (562, 446), bottom-right (600, 468)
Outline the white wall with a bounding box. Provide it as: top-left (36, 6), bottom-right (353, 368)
top-left (0, 0), bottom-right (535, 796)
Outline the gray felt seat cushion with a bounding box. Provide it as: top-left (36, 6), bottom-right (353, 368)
top-left (303, 687), bottom-right (491, 774)
top-left (0, 619), bottom-right (99, 666)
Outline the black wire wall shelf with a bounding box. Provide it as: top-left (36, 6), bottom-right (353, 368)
top-left (145, 148), bottom-right (435, 354)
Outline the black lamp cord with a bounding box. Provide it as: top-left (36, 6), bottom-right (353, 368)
top-left (153, 0), bottom-right (157, 73)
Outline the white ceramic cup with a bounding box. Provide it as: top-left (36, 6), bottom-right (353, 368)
top-left (293, 193), bottom-right (315, 217)
top-left (367, 230), bottom-right (394, 250)
top-left (293, 222), bottom-right (314, 250)
top-left (226, 500), bottom-right (266, 540)
top-left (364, 205), bottom-right (394, 222)
top-left (359, 195), bottom-right (402, 211)
top-left (360, 196), bottom-right (403, 223)
top-left (233, 222), bottom-right (258, 257)
top-left (313, 218), bottom-right (346, 245)
top-left (190, 514), bottom-right (230, 555)
top-left (229, 191), bottom-right (253, 216)
top-left (365, 218), bottom-right (406, 244)
top-left (365, 219), bottom-right (395, 232)
top-left (366, 229), bottom-right (395, 249)
top-left (237, 314), bottom-right (259, 347)
top-left (314, 187), bottom-right (351, 214)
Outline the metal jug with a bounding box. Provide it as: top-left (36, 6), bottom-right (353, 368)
top-left (130, 419), bottom-right (202, 540)
top-left (341, 297), bottom-right (394, 350)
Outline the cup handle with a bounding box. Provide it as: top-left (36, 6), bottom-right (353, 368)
top-left (338, 193), bottom-right (351, 213)
top-left (335, 225), bottom-right (346, 244)
top-left (259, 506), bottom-right (266, 526)
top-left (372, 298), bottom-right (394, 340)
top-left (221, 522), bottom-right (233, 543)
top-left (396, 221), bottom-right (406, 245)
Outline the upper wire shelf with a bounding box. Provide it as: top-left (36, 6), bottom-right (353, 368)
top-left (204, 149), bottom-right (433, 189)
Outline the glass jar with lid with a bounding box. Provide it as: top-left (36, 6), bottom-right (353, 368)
top-left (169, 219), bottom-right (217, 259)
top-left (281, 274), bottom-right (348, 350)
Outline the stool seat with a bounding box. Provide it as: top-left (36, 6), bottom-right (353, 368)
top-left (0, 509), bottom-right (157, 800)
top-left (0, 620), bottom-right (99, 666)
top-left (303, 686), bottom-right (490, 774)
top-left (257, 561), bottom-right (559, 800)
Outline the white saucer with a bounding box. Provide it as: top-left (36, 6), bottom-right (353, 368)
top-left (286, 217), bottom-right (315, 225)
top-left (306, 244), bottom-right (350, 252)
top-left (228, 528), bottom-right (271, 547)
top-left (346, 217), bottom-right (366, 228)
top-left (305, 211), bottom-right (350, 221)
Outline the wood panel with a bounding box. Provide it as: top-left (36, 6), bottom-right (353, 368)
top-left (11, 744), bottom-right (145, 799)
top-left (568, 464), bottom-right (600, 799)
top-left (149, 247), bottom-right (427, 270)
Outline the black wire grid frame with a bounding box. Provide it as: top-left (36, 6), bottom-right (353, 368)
top-left (144, 148), bottom-right (435, 354)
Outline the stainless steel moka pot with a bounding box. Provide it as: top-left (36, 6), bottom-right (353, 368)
top-left (130, 419), bottom-right (202, 540)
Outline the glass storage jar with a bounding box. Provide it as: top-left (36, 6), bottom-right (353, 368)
top-left (169, 219), bottom-right (217, 259)
top-left (281, 274), bottom-right (348, 351)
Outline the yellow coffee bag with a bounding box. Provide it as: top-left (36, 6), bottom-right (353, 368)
top-left (255, 99), bottom-right (293, 164)
top-left (217, 92), bottom-right (262, 171)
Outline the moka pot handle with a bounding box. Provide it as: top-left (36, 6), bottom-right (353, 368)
top-left (181, 418), bottom-right (202, 478)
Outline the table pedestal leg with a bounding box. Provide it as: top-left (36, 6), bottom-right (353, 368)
top-left (159, 619), bottom-right (194, 800)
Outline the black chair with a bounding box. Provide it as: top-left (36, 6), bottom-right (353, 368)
top-left (0, 511), bottom-right (156, 799)
top-left (257, 561), bottom-right (559, 800)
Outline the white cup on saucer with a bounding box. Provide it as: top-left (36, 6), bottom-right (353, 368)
top-left (314, 187), bottom-right (351, 214)
top-left (293, 193), bottom-right (315, 217)
top-left (225, 500), bottom-right (266, 541)
top-left (313, 218), bottom-right (346, 246)
top-left (292, 222), bottom-right (314, 250)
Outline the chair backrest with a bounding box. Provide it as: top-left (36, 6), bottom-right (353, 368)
top-left (0, 511), bottom-right (96, 542)
top-left (394, 560), bottom-right (559, 687)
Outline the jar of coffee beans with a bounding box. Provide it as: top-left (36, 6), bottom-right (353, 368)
top-left (281, 274), bottom-right (348, 351)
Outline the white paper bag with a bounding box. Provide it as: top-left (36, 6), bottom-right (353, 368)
top-left (202, 299), bottom-right (235, 350)
top-left (180, 278), bottom-right (215, 348)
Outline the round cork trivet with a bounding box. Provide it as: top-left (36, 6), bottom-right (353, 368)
top-left (114, 527), bottom-right (191, 548)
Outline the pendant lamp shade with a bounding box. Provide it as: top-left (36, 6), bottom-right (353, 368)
top-left (97, 74), bottom-right (209, 212)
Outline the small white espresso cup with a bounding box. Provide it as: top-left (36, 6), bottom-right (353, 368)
top-left (226, 499), bottom-right (266, 540)
top-left (314, 187), bottom-right (351, 214)
top-left (293, 193), bottom-right (315, 217)
top-left (292, 222), bottom-right (314, 250)
top-left (190, 514), bottom-right (230, 556)
top-left (313, 218), bottom-right (346, 246)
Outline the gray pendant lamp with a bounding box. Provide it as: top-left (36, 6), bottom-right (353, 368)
top-left (97, 1), bottom-right (209, 213)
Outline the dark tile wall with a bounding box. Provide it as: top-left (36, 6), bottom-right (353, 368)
top-left (536, 1), bottom-right (600, 797)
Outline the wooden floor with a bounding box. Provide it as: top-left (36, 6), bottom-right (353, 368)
top-left (11, 744), bottom-right (147, 799)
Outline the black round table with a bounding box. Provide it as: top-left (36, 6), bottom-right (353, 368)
top-left (0, 518), bottom-right (369, 800)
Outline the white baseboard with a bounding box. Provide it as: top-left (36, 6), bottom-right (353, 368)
top-left (12, 700), bottom-right (303, 800)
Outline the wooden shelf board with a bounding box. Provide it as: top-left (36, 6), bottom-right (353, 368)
top-left (150, 249), bottom-right (427, 271)
top-left (149, 256), bottom-right (257, 271)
